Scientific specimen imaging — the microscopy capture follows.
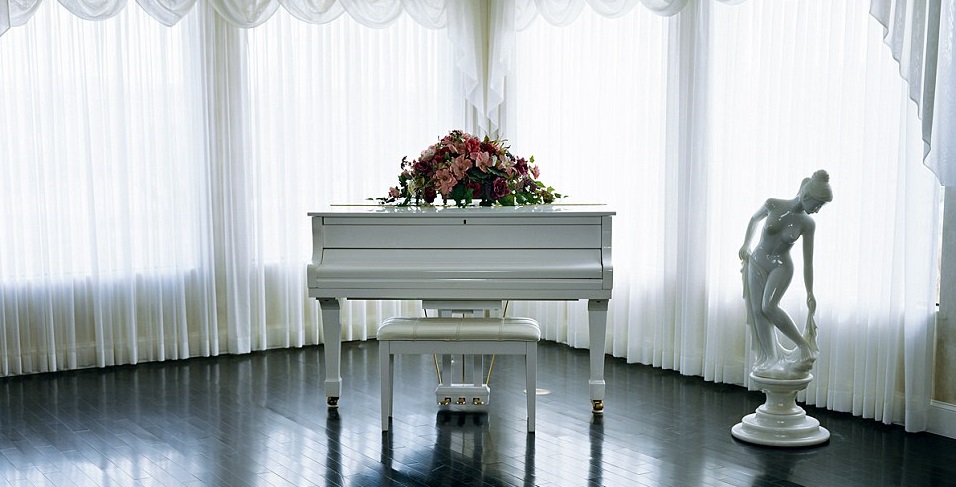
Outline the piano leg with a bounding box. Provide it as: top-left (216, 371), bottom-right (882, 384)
top-left (588, 299), bottom-right (609, 414)
top-left (319, 298), bottom-right (342, 407)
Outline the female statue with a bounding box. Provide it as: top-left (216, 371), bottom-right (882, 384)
top-left (739, 170), bottom-right (833, 379)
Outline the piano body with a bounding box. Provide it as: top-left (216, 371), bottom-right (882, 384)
top-left (307, 205), bottom-right (614, 412)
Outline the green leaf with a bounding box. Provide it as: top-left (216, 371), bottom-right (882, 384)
top-left (449, 183), bottom-right (470, 207)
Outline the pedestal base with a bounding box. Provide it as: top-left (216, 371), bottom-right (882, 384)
top-left (732, 372), bottom-right (830, 447)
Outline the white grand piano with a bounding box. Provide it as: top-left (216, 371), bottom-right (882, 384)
top-left (307, 204), bottom-right (614, 412)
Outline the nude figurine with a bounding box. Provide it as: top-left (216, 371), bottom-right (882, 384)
top-left (739, 170), bottom-right (833, 379)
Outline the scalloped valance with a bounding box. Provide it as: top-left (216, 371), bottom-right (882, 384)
top-left (0, 0), bottom-right (700, 31)
top-left (1, 0), bottom-right (953, 185)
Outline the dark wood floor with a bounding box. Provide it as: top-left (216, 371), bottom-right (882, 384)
top-left (0, 340), bottom-right (954, 486)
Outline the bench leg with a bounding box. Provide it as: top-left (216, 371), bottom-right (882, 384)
top-left (380, 342), bottom-right (392, 431)
top-left (527, 342), bottom-right (536, 433)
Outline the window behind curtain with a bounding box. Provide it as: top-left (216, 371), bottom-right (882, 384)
top-left (510, 1), bottom-right (940, 427)
top-left (0, 3), bottom-right (210, 373)
top-left (510, 6), bottom-right (669, 349)
top-left (0, 1), bottom-right (207, 281)
top-left (243, 11), bottom-right (457, 345)
top-left (245, 11), bottom-right (457, 266)
top-left (706, 0), bottom-right (927, 329)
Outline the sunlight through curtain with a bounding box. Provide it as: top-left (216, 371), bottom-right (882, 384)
top-left (509, 1), bottom-right (940, 431)
top-left (0, 2), bottom-right (214, 373)
top-left (708, 1), bottom-right (940, 430)
top-left (243, 10), bottom-right (457, 344)
top-left (0, 0), bottom-right (944, 432)
top-left (0, 1), bottom-right (455, 371)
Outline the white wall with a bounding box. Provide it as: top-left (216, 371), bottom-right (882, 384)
top-left (932, 187), bottom-right (956, 438)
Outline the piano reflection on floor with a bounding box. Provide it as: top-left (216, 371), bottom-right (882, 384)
top-left (308, 205), bottom-right (614, 412)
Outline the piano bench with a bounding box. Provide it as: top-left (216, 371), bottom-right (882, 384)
top-left (377, 316), bottom-right (541, 433)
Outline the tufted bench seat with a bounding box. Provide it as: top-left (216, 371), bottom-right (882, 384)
top-left (378, 316), bottom-right (541, 433)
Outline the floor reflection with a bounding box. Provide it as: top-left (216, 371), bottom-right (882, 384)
top-left (326, 408), bottom-right (344, 486)
top-left (0, 340), bottom-right (953, 486)
top-left (523, 433), bottom-right (536, 487)
top-left (376, 411), bottom-right (537, 485)
top-left (588, 414), bottom-right (604, 485)
top-left (738, 441), bottom-right (816, 487)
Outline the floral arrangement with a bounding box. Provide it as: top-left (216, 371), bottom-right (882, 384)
top-left (378, 130), bottom-right (563, 207)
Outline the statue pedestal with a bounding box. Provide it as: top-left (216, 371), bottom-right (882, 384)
top-left (732, 372), bottom-right (830, 447)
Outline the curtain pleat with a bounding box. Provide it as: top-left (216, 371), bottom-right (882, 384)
top-left (870, 0), bottom-right (956, 186)
top-left (1, 2), bottom-right (9, 36)
top-left (207, 0), bottom-right (278, 26)
top-left (0, 1), bottom-right (219, 371)
top-left (56, 0), bottom-right (127, 20)
top-left (135, 0), bottom-right (197, 26)
top-left (278, 0), bottom-right (343, 25)
top-left (337, 0), bottom-right (401, 27)
top-left (7, 0), bottom-right (42, 25)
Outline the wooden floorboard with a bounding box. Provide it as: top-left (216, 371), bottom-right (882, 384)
top-left (0, 340), bottom-right (953, 486)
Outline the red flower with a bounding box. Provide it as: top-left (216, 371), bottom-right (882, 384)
top-left (515, 158), bottom-right (529, 175)
top-left (465, 137), bottom-right (481, 154)
top-left (492, 177), bottom-right (508, 199)
top-left (468, 181), bottom-right (483, 199)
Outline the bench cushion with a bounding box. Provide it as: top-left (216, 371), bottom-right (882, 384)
top-left (378, 317), bottom-right (541, 342)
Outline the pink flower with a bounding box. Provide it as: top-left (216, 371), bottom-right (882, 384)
top-left (389, 187), bottom-right (401, 198)
top-left (473, 152), bottom-right (492, 172)
top-left (500, 157), bottom-right (515, 177)
top-left (441, 133), bottom-right (458, 146)
top-left (435, 168), bottom-right (458, 195)
top-left (532, 165), bottom-right (540, 179)
top-left (452, 155), bottom-right (472, 179)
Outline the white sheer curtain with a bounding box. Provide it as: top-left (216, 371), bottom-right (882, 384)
top-left (243, 9), bottom-right (457, 344)
top-left (0, 2), bottom-right (215, 373)
top-left (0, 0), bottom-right (944, 433)
top-left (870, 0), bottom-right (956, 186)
top-left (709, 1), bottom-right (939, 430)
top-left (508, 1), bottom-right (940, 431)
top-left (508, 6), bottom-right (671, 364)
top-left (0, 1), bottom-right (456, 371)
